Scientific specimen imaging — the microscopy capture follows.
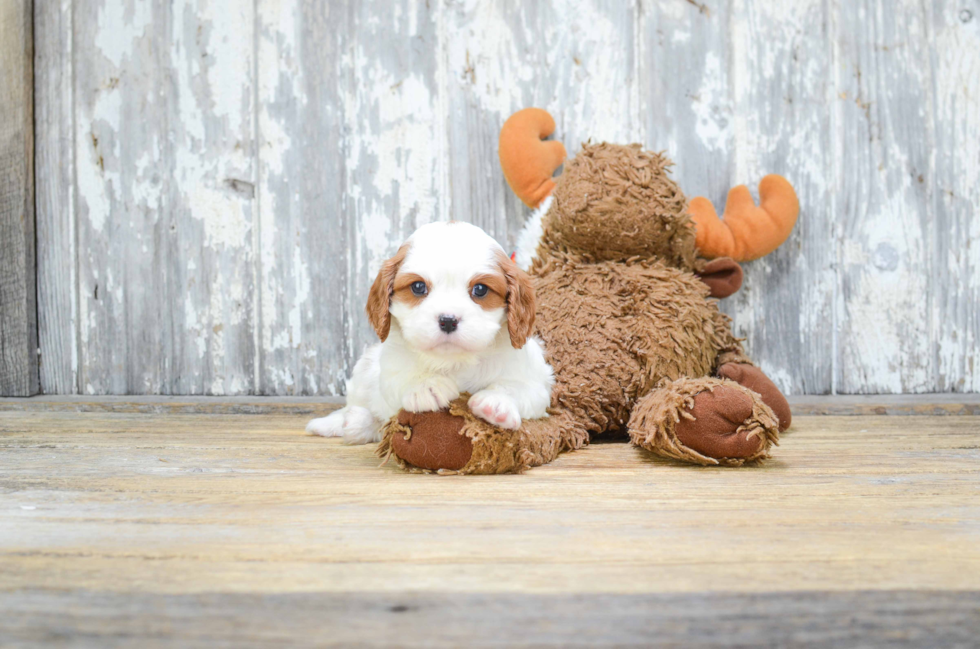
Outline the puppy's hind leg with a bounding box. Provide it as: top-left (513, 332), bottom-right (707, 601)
top-left (306, 408), bottom-right (348, 437)
top-left (306, 406), bottom-right (381, 445)
top-left (339, 406), bottom-right (382, 445)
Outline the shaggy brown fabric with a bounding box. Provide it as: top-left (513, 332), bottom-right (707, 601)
top-left (716, 348), bottom-right (753, 368)
top-left (378, 397), bottom-right (589, 475)
top-left (532, 256), bottom-right (738, 434)
top-left (717, 362), bottom-right (793, 432)
top-left (628, 377), bottom-right (779, 466)
top-left (542, 143), bottom-right (698, 270)
top-left (696, 257), bottom-right (744, 298)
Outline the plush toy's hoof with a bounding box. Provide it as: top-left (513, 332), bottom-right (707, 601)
top-left (673, 386), bottom-right (768, 460)
top-left (628, 377), bottom-right (779, 466)
top-left (717, 362), bottom-right (792, 431)
top-left (696, 257), bottom-right (743, 298)
top-left (378, 397), bottom-right (584, 475)
top-left (389, 410), bottom-right (472, 471)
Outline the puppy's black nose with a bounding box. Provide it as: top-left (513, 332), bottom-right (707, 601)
top-left (438, 315), bottom-right (459, 333)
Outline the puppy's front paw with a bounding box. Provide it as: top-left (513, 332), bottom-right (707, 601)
top-left (402, 376), bottom-right (459, 413)
top-left (469, 390), bottom-right (522, 430)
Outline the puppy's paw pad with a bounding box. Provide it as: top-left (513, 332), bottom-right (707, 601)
top-left (469, 391), bottom-right (522, 430)
top-left (402, 376), bottom-right (459, 412)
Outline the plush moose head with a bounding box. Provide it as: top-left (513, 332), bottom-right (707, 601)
top-left (498, 108), bottom-right (799, 297)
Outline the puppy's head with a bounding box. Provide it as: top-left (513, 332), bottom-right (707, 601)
top-left (366, 222), bottom-right (535, 354)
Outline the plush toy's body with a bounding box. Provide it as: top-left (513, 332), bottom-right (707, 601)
top-left (379, 109), bottom-right (798, 473)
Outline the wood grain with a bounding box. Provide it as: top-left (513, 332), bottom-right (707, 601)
top-left (68, 0), bottom-right (258, 395)
top-left (1, 412), bottom-right (979, 595)
top-left (0, 409), bottom-right (978, 644)
top-left (2, 590), bottom-right (978, 647)
top-left (343, 0), bottom-right (449, 380)
top-left (835, 0), bottom-right (942, 394)
top-left (930, 1), bottom-right (980, 393)
top-left (0, 0), bottom-right (38, 397)
top-left (724, 0), bottom-right (836, 395)
top-left (26, 1), bottom-right (980, 395)
top-left (255, 0), bottom-right (350, 396)
top-left (2, 393), bottom-right (979, 415)
top-left (446, 0), bottom-right (638, 249)
top-left (640, 0), bottom-right (734, 199)
top-left (34, 0), bottom-right (77, 395)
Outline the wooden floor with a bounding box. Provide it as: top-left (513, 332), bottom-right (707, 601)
top-left (2, 402), bottom-right (979, 647)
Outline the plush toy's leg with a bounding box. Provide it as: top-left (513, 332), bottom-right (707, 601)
top-left (377, 397), bottom-right (588, 475)
top-left (716, 363), bottom-right (792, 431)
top-left (628, 377), bottom-right (779, 466)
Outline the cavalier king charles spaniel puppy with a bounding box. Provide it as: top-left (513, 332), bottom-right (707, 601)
top-left (306, 221), bottom-right (554, 444)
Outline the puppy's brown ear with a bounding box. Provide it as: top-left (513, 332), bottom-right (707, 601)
top-left (366, 244), bottom-right (410, 342)
top-left (498, 252), bottom-right (536, 349)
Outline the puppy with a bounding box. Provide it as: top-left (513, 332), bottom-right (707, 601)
top-left (307, 221), bottom-right (554, 444)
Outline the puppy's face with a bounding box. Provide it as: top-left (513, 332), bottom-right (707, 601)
top-left (366, 222), bottom-right (535, 355)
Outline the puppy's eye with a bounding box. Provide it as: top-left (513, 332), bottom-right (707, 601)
top-left (410, 281), bottom-right (427, 297)
top-left (471, 283), bottom-right (489, 298)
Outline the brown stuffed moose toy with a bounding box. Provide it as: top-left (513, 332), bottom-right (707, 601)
top-left (378, 108), bottom-right (799, 474)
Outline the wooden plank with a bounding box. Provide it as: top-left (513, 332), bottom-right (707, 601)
top-left (1, 409), bottom-right (979, 642)
top-left (929, 2), bottom-right (980, 392)
top-left (72, 1), bottom-right (174, 395)
top-left (1, 412), bottom-right (979, 597)
top-left (166, 1), bottom-right (258, 396)
top-left (255, 0), bottom-right (350, 396)
top-left (0, 395), bottom-right (344, 415)
top-left (445, 0), bottom-right (638, 249)
top-left (2, 590), bottom-right (978, 647)
top-left (639, 0), bottom-right (836, 396)
top-left (0, 0), bottom-right (38, 397)
top-left (724, 0), bottom-right (835, 395)
top-left (72, 0), bottom-right (257, 395)
top-left (834, 0), bottom-right (938, 393)
top-left (787, 393), bottom-right (980, 416)
top-left (640, 0), bottom-right (734, 201)
top-left (34, 0), bottom-right (78, 395)
top-left (341, 0), bottom-right (449, 379)
top-left (2, 394), bottom-right (980, 416)
top-left (26, 0), bottom-right (980, 397)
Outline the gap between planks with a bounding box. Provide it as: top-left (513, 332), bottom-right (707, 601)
top-left (1, 394), bottom-right (979, 416)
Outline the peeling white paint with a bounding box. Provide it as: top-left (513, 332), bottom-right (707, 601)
top-left (350, 71), bottom-right (442, 266)
top-left (38, 0), bottom-right (980, 396)
top-left (692, 52), bottom-right (732, 153)
top-left (95, 1), bottom-right (152, 68)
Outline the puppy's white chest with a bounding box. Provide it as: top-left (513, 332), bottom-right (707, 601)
top-left (452, 359), bottom-right (504, 394)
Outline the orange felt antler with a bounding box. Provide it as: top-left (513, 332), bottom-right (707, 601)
top-left (688, 175), bottom-right (800, 261)
top-left (498, 108), bottom-right (567, 208)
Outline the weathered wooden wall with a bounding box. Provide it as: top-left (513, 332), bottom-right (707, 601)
top-left (31, 0), bottom-right (980, 396)
top-left (0, 0), bottom-right (37, 397)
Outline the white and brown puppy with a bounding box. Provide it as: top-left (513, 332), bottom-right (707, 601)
top-left (306, 221), bottom-right (554, 444)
